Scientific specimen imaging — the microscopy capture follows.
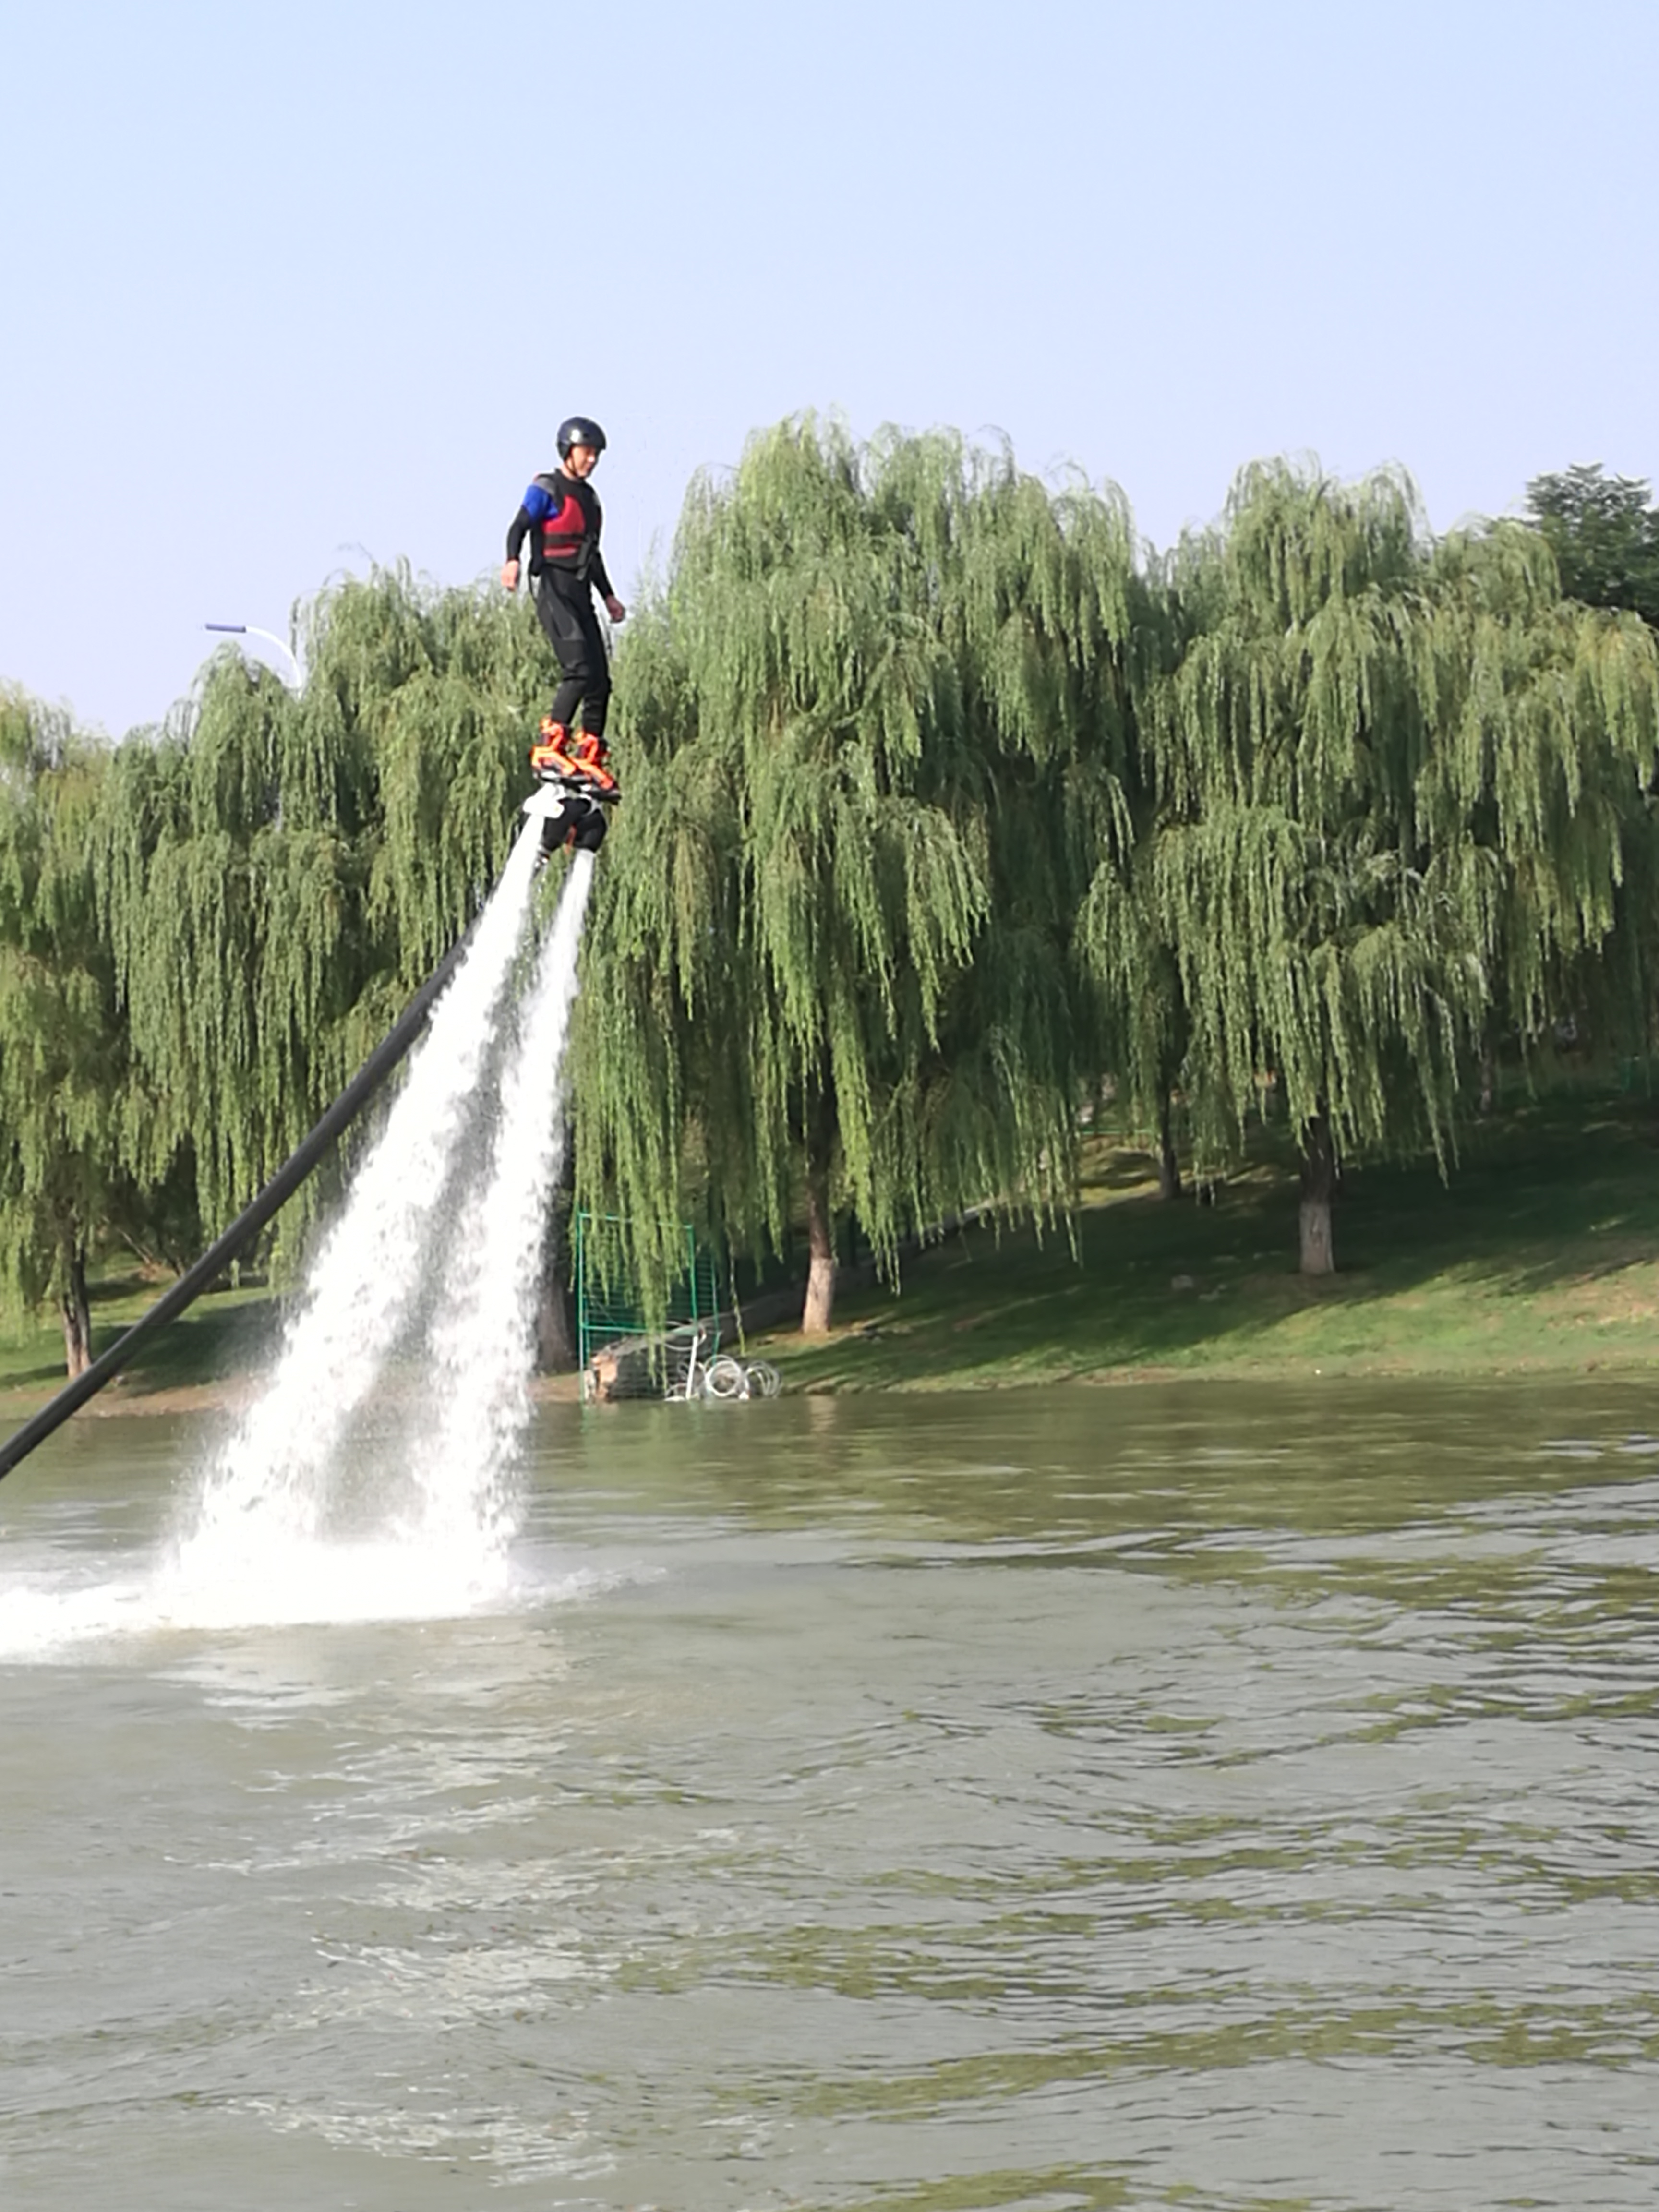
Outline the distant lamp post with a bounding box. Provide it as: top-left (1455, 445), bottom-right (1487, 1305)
top-left (204, 622), bottom-right (304, 692)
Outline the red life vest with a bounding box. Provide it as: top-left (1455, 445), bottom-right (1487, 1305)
top-left (533, 471), bottom-right (601, 581)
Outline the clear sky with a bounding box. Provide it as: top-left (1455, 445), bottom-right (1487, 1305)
top-left (4, 0), bottom-right (1656, 738)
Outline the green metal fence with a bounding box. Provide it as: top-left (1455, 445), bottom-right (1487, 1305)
top-left (574, 1213), bottom-right (720, 1391)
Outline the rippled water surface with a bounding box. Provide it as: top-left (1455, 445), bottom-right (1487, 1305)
top-left (4, 1381), bottom-right (1659, 2209)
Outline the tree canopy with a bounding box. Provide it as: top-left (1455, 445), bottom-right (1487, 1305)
top-left (1526, 464), bottom-right (1659, 629)
top-left (0, 691), bottom-right (150, 1370)
top-left (569, 420), bottom-right (1144, 1329)
top-left (7, 430), bottom-right (1659, 1374)
top-left (1080, 462), bottom-right (1659, 1270)
top-left (91, 565), bottom-right (558, 1245)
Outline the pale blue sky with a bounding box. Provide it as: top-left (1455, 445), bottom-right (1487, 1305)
top-left (3, 0), bottom-right (1655, 737)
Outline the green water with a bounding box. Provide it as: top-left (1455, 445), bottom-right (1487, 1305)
top-left (3, 1381), bottom-right (1659, 2208)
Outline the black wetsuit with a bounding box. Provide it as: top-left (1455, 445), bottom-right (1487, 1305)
top-left (506, 469), bottom-right (616, 737)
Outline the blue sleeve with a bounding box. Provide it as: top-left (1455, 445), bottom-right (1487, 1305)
top-left (521, 482), bottom-right (555, 521)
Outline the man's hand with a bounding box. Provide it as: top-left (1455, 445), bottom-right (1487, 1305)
top-left (500, 559), bottom-right (520, 592)
top-left (604, 594), bottom-right (627, 624)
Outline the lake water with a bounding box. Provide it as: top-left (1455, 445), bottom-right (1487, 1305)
top-left (2, 1381), bottom-right (1658, 2209)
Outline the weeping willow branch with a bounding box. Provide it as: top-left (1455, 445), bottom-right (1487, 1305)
top-left (570, 418), bottom-right (1145, 1330)
top-left (1077, 462), bottom-right (1659, 1267)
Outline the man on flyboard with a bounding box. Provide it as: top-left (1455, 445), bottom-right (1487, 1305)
top-left (501, 415), bottom-right (625, 851)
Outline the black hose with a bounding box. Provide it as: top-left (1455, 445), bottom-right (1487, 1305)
top-left (0, 926), bottom-right (474, 1486)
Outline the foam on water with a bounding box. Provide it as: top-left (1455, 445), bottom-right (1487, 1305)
top-left (0, 832), bottom-right (599, 1652)
top-left (0, 1538), bottom-right (627, 1659)
top-left (0, 1542), bottom-right (517, 1652)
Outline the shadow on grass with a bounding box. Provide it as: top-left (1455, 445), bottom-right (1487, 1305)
top-left (0, 1353), bottom-right (75, 1395)
top-left (9, 1090), bottom-right (1658, 1408)
top-left (2, 1279), bottom-right (281, 1411)
top-left (766, 1089), bottom-right (1659, 1391)
top-left (105, 1291), bottom-right (278, 1398)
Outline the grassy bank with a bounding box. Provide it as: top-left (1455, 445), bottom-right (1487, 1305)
top-left (755, 1086), bottom-right (1659, 1393)
top-left (5, 1087), bottom-right (1659, 1420)
top-left (0, 1275), bottom-right (275, 1419)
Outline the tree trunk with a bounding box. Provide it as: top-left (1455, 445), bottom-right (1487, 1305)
top-left (535, 1269), bottom-right (578, 1372)
top-left (1479, 1042), bottom-right (1497, 1118)
top-left (60, 1247), bottom-right (93, 1378)
top-left (799, 1079), bottom-right (839, 1335)
top-left (535, 1147), bottom-right (579, 1372)
top-left (1156, 1091), bottom-right (1182, 1202)
top-left (1298, 1113), bottom-right (1337, 1276)
top-left (801, 1158), bottom-right (837, 1334)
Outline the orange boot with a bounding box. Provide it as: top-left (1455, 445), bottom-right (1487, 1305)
top-left (568, 729), bottom-right (617, 795)
top-left (529, 717), bottom-right (579, 778)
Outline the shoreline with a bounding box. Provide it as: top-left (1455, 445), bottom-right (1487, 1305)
top-left (4, 1350), bottom-right (1656, 1431)
top-left (0, 1368), bottom-right (590, 1426)
top-left (8, 1090), bottom-right (1659, 1424)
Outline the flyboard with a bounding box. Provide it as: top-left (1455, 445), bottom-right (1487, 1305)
top-left (522, 757), bottom-right (619, 858)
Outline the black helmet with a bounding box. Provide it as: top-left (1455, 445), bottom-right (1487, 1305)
top-left (556, 415), bottom-right (607, 459)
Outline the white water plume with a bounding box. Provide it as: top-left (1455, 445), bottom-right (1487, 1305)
top-left (180, 822), bottom-right (543, 1566)
top-left (0, 831), bottom-right (608, 1649)
top-left (403, 848), bottom-right (596, 1552)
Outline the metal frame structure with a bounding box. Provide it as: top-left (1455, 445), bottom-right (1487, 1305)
top-left (574, 1214), bottom-right (719, 1397)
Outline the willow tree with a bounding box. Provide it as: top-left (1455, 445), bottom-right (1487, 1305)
top-left (1420, 521), bottom-right (1659, 1070)
top-left (1080, 462), bottom-right (1659, 1274)
top-left (571, 420), bottom-right (1141, 1331)
top-left (0, 691), bottom-right (154, 1372)
top-left (95, 565), bottom-right (556, 1257)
